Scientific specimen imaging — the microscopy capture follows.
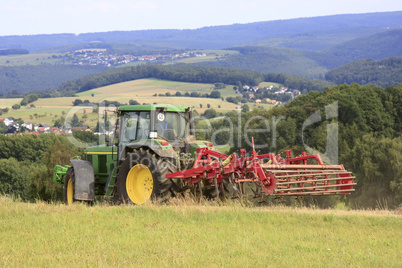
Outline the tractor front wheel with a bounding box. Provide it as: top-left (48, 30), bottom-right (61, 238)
top-left (63, 168), bottom-right (75, 205)
top-left (117, 149), bottom-right (177, 204)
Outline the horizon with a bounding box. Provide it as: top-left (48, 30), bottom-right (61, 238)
top-left (1, 0), bottom-right (401, 36)
top-left (0, 11), bottom-right (400, 38)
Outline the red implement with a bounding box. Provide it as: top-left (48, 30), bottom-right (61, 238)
top-left (166, 140), bottom-right (355, 198)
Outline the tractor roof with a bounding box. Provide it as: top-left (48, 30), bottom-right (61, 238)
top-left (118, 104), bottom-right (190, 113)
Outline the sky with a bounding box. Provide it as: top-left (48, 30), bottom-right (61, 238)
top-left (1, 0), bottom-right (401, 36)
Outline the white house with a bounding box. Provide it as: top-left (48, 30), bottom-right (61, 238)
top-left (4, 117), bottom-right (14, 126)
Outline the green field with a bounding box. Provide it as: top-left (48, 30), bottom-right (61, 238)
top-left (172, 50), bottom-right (240, 64)
top-left (0, 53), bottom-right (65, 66)
top-left (1, 78), bottom-right (274, 128)
top-left (0, 196), bottom-right (400, 267)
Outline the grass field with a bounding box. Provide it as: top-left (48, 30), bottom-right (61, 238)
top-left (0, 196), bottom-right (400, 267)
top-left (0, 98), bottom-right (23, 109)
top-left (1, 78), bottom-right (274, 127)
top-left (0, 53), bottom-right (65, 66)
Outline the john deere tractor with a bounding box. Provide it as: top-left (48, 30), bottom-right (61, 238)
top-left (53, 104), bottom-right (215, 205)
top-left (54, 104), bottom-right (356, 205)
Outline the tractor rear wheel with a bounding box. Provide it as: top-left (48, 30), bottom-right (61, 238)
top-left (116, 148), bottom-right (177, 204)
top-left (63, 168), bottom-right (75, 205)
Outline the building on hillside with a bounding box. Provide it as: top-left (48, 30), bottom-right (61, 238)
top-left (0, 116), bottom-right (4, 122)
top-left (4, 117), bottom-right (14, 126)
top-left (21, 122), bottom-right (37, 131)
top-left (38, 124), bottom-right (50, 132)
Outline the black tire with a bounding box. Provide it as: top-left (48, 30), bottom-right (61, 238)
top-left (63, 168), bottom-right (75, 205)
top-left (116, 148), bottom-right (177, 204)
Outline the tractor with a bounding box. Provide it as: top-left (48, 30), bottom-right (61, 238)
top-left (53, 104), bottom-right (355, 205)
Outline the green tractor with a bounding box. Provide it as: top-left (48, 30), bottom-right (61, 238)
top-left (53, 104), bottom-right (215, 205)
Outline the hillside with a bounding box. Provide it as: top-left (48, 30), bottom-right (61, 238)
top-left (1, 11), bottom-right (401, 51)
top-left (322, 28), bottom-right (402, 61)
top-left (0, 78), bottom-right (243, 128)
top-left (196, 46), bottom-right (344, 78)
top-left (0, 12), bottom-right (400, 94)
top-left (0, 65), bottom-right (107, 95)
top-left (47, 65), bottom-right (334, 98)
top-left (325, 56), bottom-right (402, 87)
top-left (249, 26), bottom-right (388, 51)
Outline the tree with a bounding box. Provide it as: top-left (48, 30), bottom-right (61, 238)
top-left (12, 104), bottom-right (20, 110)
top-left (0, 122), bottom-right (7, 134)
top-left (129, 99), bottom-right (140, 105)
top-left (72, 114), bottom-right (80, 127)
top-left (54, 117), bottom-right (65, 128)
top-left (209, 91), bottom-right (221, 99)
top-left (203, 108), bottom-right (217, 119)
top-left (73, 99), bottom-right (83, 106)
top-left (0, 158), bottom-right (31, 199)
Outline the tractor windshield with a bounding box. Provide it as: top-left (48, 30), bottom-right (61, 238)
top-left (155, 111), bottom-right (189, 141)
top-left (119, 110), bottom-right (190, 145)
top-left (119, 111), bottom-right (150, 143)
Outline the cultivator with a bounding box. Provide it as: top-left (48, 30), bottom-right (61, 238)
top-left (167, 139), bottom-right (355, 200)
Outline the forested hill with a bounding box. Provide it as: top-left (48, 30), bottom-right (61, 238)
top-left (41, 65), bottom-right (334, 97)
top-left (1, 11), bottom-right (401, 51)
top-left (0, 65), bottom-right (108, 95)
top-left (322, 28), bottom-right (402, 61)
top-left (325, 57), bottom-right (402, 87)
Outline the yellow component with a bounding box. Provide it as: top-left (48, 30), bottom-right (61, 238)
top-left (222, 154), bottom-right (233, 166)
top-left (67, 178), bottom-right (73, 205)
top-left (126, 164), bottom-right (153, 204)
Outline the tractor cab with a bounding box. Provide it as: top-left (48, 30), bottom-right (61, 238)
top-left (119, 105), bottom-right (193, 142)
top-left (117, 104), bottom-right (205, 160)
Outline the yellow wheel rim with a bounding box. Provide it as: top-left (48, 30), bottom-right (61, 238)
top-left (67, 178), bottom-right (73, 205)
top-left (126, 164), bottom-right (153, 204)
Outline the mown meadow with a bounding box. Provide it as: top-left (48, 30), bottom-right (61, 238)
top-left (0, 196), bottom-right (400, 267)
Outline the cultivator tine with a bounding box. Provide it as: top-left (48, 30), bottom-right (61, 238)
top-left (197, 181), bottom-right (203, 199)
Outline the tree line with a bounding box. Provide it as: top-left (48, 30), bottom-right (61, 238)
top-left (40, 64), bottom-right (334, 98)
top-left (0, 49), bottom-right (29, 56)
top-left (199, 83), bottom-right (402, 209)
top-left (0, 134), bottom-right (81, 201)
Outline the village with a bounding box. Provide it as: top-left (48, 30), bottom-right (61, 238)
top-left (0, 116), bottom-right (95, 135)
top-left (72, 51), bottom-right (207, 66)
top-left (241, 84), bottom-right (301, 105)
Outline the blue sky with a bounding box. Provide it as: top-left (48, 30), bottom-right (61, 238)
top-left (1, 0), bottom-right (401, 36)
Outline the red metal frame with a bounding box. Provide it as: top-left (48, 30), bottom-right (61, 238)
top-left (166, 141), bottom-right (355, 197)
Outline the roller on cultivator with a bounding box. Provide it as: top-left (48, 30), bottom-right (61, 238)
top-left (166, 138), bottom-right (355, 201)
top-left (53, 104), bottom-right (354, 205)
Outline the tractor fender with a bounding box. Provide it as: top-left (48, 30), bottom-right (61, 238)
top-left (70, 159), bottom-right (95, 201)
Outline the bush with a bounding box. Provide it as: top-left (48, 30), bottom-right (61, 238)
top-left (0, 158), bottom-right (31, 199)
